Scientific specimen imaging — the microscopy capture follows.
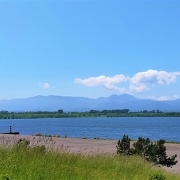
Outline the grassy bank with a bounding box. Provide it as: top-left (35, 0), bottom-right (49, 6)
top-left (0, 139), bottom-right (180, 180)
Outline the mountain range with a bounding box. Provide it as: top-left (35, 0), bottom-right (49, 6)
top-left (0, 94), bottom-right (180, 112)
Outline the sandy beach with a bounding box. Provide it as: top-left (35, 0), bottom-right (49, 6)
top-left (1, 134), bottom-right (180, 174)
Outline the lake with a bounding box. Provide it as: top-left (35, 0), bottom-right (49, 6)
top-left (0, 117), bottom-right (180, 142)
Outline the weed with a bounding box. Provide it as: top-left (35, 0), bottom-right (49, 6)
top-left (149, 174), bottom-right (166, 180)
top-left (2, 174), bottom-right (10, 180)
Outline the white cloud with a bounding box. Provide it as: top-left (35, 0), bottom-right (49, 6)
top-left (75, 75), bottom-right (128, 86)
top-left (149, 95), bottom-right (180, 101)
top-left (75, 74), bottom-right (128, 92)
top-left (103, 84), bottom-right (127, 93)
top-left (149, 96), bottom-right (170, 101)
top-left (129, 84), bottom-right (149, 92)
top-left (173, 95), bottom-right (180, 99)
top-left (39, 82), bottom-right (53, 89)
top-left (129, 69), bottom-right (180, 93)
top-left (44, 83), bottom-right (50, 89)
top-left (75, 69), bottom-right (180, 94)
top-left (130, 69), bottom-right (180, 85)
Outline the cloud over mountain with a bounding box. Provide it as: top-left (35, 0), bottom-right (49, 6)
top-left (75, 69), bottom-right (180, 94)
top-left (75, 74), bottom-right (128, 93)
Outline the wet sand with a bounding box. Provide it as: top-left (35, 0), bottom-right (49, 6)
top-left (1, 134), bottom-right (180, 174)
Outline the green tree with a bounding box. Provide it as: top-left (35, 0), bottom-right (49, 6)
top-left (116, 135), bottom-right (133, 155)
top-left (58, 109), bottom-right (63, 113)
top-left (117, 135), bottom-right (178, 167)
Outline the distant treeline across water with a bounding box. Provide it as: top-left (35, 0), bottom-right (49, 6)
top-left (0, 109), bottom-right (180, 119)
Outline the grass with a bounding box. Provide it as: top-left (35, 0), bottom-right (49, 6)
top-left (0, 137), bottom-right (180, 180)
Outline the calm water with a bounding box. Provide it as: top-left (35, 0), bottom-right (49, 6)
top-left (0, 117), bottom-right (180, 142)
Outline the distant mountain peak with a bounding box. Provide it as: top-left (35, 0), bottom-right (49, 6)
top-left (108, 93), bottom-right (137, 101)
top-left (0, 94), bottom-right (179, 112)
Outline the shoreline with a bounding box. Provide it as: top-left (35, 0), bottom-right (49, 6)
top-left (1, 134), bottom-right (180, 174)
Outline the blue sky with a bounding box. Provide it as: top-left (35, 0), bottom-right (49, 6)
top-left (0, 1), bottom-right (180, 100)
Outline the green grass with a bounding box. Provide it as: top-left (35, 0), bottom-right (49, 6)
top-left (0, 138), bottom-right (180, 180)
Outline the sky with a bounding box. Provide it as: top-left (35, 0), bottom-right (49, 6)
top-left (0, 1), bottom-right (180, 101)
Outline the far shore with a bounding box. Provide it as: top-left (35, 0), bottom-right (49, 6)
top-left (1, 134), bottom-right (180, 174)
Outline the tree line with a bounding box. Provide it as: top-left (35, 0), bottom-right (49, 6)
top-left (0, 109), bottom-right (180, 119)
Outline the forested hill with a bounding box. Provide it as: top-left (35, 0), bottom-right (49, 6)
top-left (0, 94), bottom-right (180, 112)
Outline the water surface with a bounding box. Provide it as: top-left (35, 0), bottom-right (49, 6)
top-left (0, 117), bottom-right (179, 141)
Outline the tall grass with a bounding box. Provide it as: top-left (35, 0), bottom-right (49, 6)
top-left (0, 137), bottom-right (180, 180)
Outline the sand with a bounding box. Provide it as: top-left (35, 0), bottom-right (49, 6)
top-left (0, 134), bottom-right (180, 174)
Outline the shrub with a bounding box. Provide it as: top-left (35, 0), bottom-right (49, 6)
top-left (32, 145), bottom-right (46, 154)
top-left (117, 135), bottom-right (178, 167)
top-left (16, 138), bottom-right (30, 147)
top-left (94, 137), bottom-right (99, 140)
top-left (2, 174), bottom-right (11, 180)
top-left (116, 135), bottom-right (132, 155)
top-left (34, 133), bottom-right (43, 136)
top-left (149, 174), bottom-right (166, 180)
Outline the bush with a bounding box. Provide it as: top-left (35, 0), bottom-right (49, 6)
top-left (34, 133), bottom-right (43, 136)
top-left (16, 138), bottom-right (30, 147)
top-left (32, 145), bottom-right (46, 154)
top-left (116, 135), bottom-right (132, 155)
top-left (117, 135), bottom-right (178, 167)
top-left (149, 174), bottom-right (166, 180)
top-left (2, 174), bottom-right (10, 180)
